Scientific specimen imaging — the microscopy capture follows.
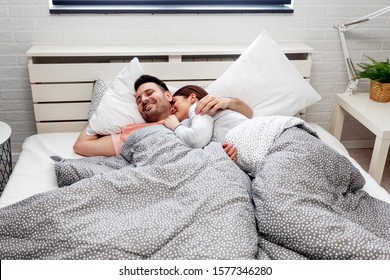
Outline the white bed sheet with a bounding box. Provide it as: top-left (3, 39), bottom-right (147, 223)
top-left (0, 132), bottom-right (82, 208)
top-left (1, 124), bottom-right (389, 208)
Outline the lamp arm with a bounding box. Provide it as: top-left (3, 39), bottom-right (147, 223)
top-left (335, 5), bottom-right (390, 95)
top-left (343, 6), bottom-right (390, 31)
top-left (336, 24), bottom-right (358, 95)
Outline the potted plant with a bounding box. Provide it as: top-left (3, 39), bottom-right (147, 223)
top-left (355, 56), bottom-right (390, 102)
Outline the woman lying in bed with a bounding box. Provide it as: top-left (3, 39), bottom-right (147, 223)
top-left (164, 85), bottom-right (247, 160)
top-left (164, 84), bottom-right (314, 164)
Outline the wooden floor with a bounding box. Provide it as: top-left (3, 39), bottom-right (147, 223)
top-left (347, 148), bottom-right (390, 194)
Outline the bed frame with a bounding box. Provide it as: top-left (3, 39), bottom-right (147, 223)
top-left (27, 43), bottom-right (313, 133)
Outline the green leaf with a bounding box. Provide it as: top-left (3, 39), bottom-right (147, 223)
top-left (355, 56), bottom-right (390, 83)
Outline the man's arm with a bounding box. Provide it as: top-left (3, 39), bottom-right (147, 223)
top-left (195, 96), bottom-right (253, 118)
top-left (73, 125), bottom-right (116, 157)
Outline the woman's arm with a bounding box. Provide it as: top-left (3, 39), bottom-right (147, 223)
top-left (164, 105), bottom-right (214, 148)
top-left (195, 96), bottom-right (253, 119)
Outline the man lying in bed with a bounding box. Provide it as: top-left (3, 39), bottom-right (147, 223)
top-left (73, 74), bottom-right (252, 157)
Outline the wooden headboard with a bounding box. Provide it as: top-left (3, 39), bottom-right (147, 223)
top-left (27, 44), bottom-right (313, 133)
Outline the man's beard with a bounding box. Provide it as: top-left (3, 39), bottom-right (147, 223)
top-left (142, 102), bottom-right (171, 123)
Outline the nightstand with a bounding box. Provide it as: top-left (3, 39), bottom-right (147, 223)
top-left (332, 93), bottom-right (390, 184)
top-left (0, 121), bottom-right (12, 194)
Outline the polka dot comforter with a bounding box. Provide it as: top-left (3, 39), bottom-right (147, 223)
top-left (0, 125), bottom-right (258, 259)
top-left (225, 116), bottom-right (390, 259)
top-left (1, 123), bottom-right (389, 260)
top-left (253, 127), bottom-right (390, 259)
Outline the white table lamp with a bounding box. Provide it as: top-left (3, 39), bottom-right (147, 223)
top-left (335, 6), bottom-right (390, 95)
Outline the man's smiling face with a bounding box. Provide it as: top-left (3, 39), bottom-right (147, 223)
top-left (135, 82), bottom-right (173, 123)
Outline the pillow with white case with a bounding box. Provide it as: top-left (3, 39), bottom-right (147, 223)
top-left (87, 57), bottom-right (145, 135)
top-left (206, 31), bottom-right (321, 117)
top-left (88, 79), bottom-right (112, 120)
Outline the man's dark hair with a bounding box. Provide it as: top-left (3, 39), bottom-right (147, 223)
top-left (134, 74), bottom-right (169, 92)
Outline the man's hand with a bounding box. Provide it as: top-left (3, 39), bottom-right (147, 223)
top-left (195, 96), bottom-right (230, 116)
top-left (164, 115), bottom-right (181, 131)
top-left (222, 143), bottom-right (237, 162)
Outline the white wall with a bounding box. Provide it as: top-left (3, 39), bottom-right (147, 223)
top-left (1, 0), bottom-right (390, 159)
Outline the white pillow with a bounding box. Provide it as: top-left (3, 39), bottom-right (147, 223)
top-left (88, 58), bottom-right (145, 135)
top-left (88, 79), bottom-right (112, 120)
top-left (206, 31), bottom-right (321, 117)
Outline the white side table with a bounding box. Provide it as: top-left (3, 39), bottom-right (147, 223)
top-left (0, 121), bottom-right (12, 193)
top-left (332, 93), bottom-right (390, 184)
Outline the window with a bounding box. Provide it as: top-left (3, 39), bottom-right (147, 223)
top-left (49, 0), bottom-right (294, 14)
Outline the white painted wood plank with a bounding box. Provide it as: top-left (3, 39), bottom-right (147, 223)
top-left (28, 63), bottom-right (126, 83)
top-left (32, 83), bottom-right (93, 102)
top-left (26, 43), bottom-right (313, 57)
top-left (29, 60), bottom-right (311, 83)
top-left (36, 121), bottom-right (88, 133)
top-left (34, 103), bottom-right (89, 121)
top-left (28, 61), bottom-right (233, 83)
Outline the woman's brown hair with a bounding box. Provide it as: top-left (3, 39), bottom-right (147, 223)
top-left (174, 85), bottom-right (208, 100)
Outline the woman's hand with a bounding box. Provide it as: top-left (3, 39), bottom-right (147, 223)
top-left (222, 143), bottom-right (237, 161)
top-left (196, 95), bottom-right (253, 118)
top-left (164, 115), bottom-right (180, 131)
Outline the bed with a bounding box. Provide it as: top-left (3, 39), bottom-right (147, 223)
top-left (1, 31), bottom-right (390, 260)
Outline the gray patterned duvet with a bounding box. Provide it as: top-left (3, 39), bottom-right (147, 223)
top-left (253, 127), bottom-right (390, 259)
top-left (0, 126), bottom-right (257, 259)
top-left (0, 125), bottom-right (389, 259)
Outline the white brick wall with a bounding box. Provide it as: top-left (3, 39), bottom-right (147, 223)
top-left (1, 0), bottom-right (389, 159)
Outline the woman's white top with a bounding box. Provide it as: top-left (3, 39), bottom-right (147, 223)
top-left (174, 104), bottom-right (248, 148)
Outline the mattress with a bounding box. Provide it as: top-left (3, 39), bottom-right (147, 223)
top-left (1, 123), bottom-right (389, 208)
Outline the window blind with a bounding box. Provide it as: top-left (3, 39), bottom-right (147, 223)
top-left (50, 0), bottom-right (294, 14)
top-left (52, 1), bottom-right (293, 5)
